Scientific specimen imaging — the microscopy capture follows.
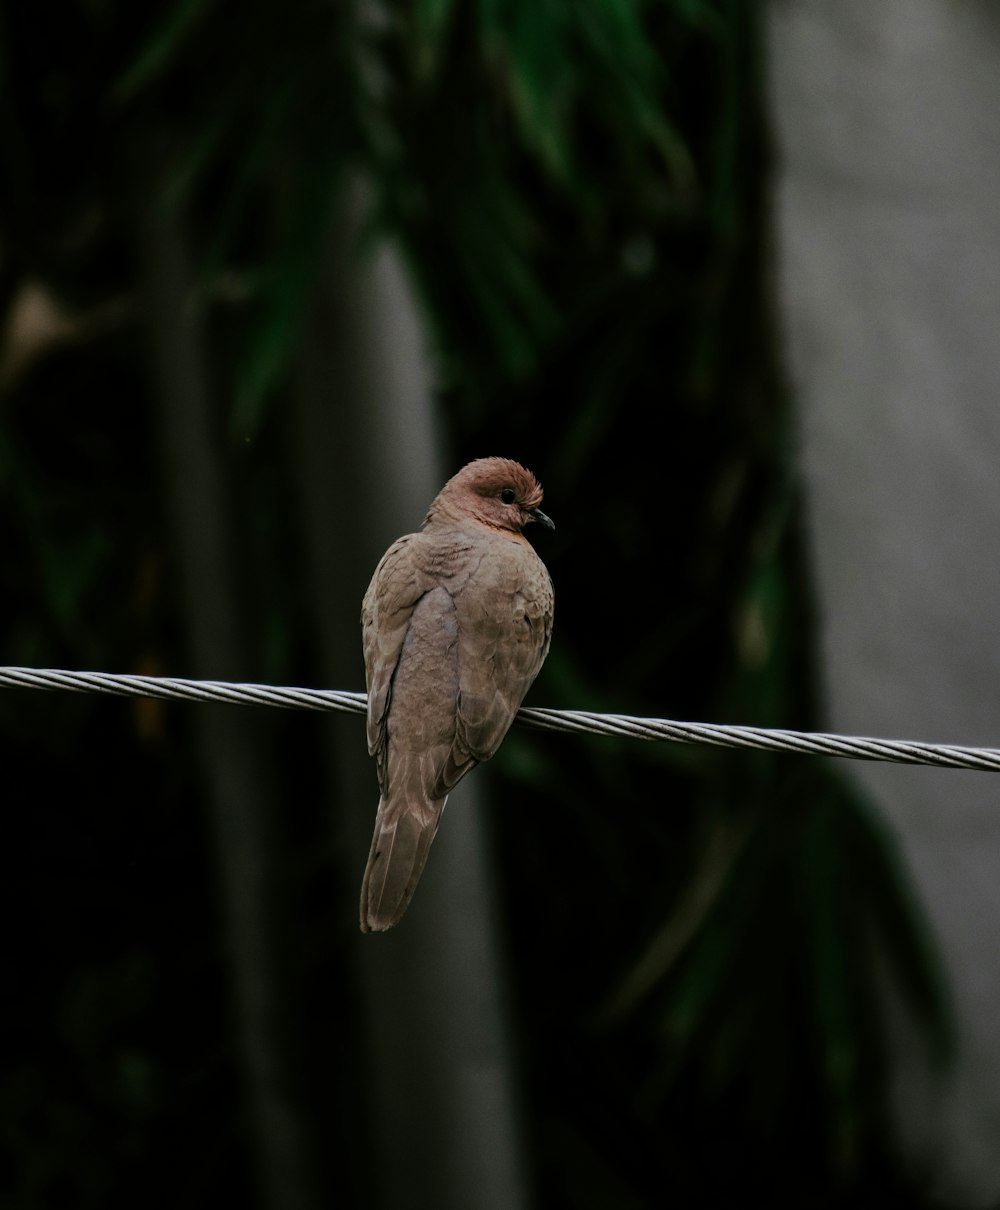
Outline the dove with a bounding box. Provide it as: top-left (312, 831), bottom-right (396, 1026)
top-left (359, 457), bottom-right (554, 933)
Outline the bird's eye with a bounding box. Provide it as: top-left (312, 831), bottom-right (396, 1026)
top-left (500, 488), bottom-right (517, 504)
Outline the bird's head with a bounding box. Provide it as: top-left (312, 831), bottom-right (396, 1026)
top-left (426, 457), bottom-right (554, 535)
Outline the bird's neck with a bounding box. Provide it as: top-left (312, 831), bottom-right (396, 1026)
top-left (424, 509), bottom-right (528, 544)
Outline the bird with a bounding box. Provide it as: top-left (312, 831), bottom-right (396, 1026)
top-left (359, 457), bottom-right (554, 932)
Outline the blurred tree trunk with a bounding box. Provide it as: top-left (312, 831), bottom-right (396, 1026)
top-left (285, 177), bottom-right (531, 1209)
top-left (128, 140), bottom-right (320, 1210)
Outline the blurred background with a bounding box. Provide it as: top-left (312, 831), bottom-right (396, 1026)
top-left (1, 1), bottom-right (996, 1207)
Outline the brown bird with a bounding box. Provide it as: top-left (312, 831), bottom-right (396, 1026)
top-left (360, 457), bottom-right (554, 932)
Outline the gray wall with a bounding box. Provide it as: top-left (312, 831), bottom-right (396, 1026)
top-left (768, 2), bottom-right (1000, 1204)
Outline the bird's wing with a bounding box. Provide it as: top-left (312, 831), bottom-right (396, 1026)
top-left (453, 545), bottom-right (554, 765)
top-left (361, 533), bottom-right (432, 793)
top-left (360, 584), bottom-right (462, 930)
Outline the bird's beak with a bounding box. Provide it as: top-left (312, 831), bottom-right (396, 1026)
top-left (529, 507), bottom-right (554, 530)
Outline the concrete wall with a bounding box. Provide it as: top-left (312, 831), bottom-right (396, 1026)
top-left (768, 2), bottom-right (1000, 1204)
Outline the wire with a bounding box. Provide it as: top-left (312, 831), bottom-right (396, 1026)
top-left (1, 665), bottom-right (997, 773)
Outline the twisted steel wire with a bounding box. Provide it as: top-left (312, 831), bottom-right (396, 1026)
top-left (1, 665), bottom-right (998, 773)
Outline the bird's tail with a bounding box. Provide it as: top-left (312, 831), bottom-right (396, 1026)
top-left (359, 791), bottom-right (447, 932)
